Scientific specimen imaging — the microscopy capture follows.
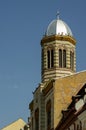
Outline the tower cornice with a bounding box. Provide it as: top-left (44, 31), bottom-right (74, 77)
top-left (41, 35), bottom-right (76, 46)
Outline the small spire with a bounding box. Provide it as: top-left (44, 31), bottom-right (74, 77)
top-left (56, 11), bottom-right (60, 19)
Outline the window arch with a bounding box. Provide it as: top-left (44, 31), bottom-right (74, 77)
top-left (51, 49), bottom-right (54, 67)
top-left (47, 50), bottom-right (50, 68)
top-left (59, 49), bottom-right (62, 67)
top-left (59, 49), bottom-right (66, 68)
top-left (46, 100), bottom-right (51, 130)
top-left (63, 49), bottom-right (66, 68)
top-left (47, 49), bottom-right (54, 68)
top-left (35, 108), bottom-right (39, 130)
top-left (70, 51), bottom-right (74, 70)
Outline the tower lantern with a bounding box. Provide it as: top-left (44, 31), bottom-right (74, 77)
top-left (41, 17), bottom-right (76, 82)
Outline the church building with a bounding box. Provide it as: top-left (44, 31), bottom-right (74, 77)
top-left (29, 14), bottom-right (86, 130)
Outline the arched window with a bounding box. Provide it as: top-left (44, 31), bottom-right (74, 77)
top-left (63, 49), bottom-right (66, 68)
top-left (59, 49), bottom-right (62, 67)
top-left (59, 49), bottom-right (66, 68)
top-left (51, 49), bottom-right (54, 68)
top-left (35, 108), bottom-right (39, 130)
top-left (47, 49), bottom-right (54, 68)
top-left (47, 50), bottom-right (50, 68)
top-left (46, 100), bottom-right (51, 130)
top-left (70, 51), bottom-right (74, 70)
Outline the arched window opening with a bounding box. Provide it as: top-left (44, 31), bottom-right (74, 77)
top-left (47, 49), bottom-right (54, 69)
top-left (35, 108), bottom-right (39, 130)
top-left (51, 49), bottom-right (54, 68)
top-left (46, 100), bottom-right (51, 130)
top-left (70, 51), bottom-right (74, 70)
top-left (59, 49), bottom-right (66, 68)
top-left (63, 49), bottom-right (66, 68)
top-left (47, 50), bottom-right (50, 68)
top-left (59, 49), bottom-right (62, 68)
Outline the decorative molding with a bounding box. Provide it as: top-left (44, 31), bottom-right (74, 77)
top-left (41, 35), bottom-right (76, 46)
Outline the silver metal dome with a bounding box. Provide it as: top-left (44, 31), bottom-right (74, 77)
top-left (46, 19), bottom-right (73, 36)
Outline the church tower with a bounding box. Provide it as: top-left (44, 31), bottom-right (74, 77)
top-left (41, 16), bottom-right (76, 82)
top-left (29, 15), bottom-right (78, 130)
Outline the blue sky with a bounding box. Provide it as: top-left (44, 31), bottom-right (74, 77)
top-left (0, 0), bottom-right (86, 128)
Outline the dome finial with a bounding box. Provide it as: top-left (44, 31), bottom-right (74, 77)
top-left (56, 11), bottom-right (60, 19)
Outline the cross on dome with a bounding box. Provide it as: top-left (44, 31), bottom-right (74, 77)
top-left (56, 11), bottom-right (60, 19)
